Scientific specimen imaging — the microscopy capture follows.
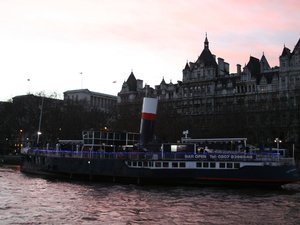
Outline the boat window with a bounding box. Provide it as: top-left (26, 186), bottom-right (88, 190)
top-left (149, 162), bottom-right (153, 167)
top-left (155, 162), bottom-right (161, 167)
top-left (179, 162), bottom-right (186, 168)
top-left (163, 162), bottom-right (169, 167)
top-left (128, 161), bottom-right (132, 166)
top-left (219, 162), bottom-right (226, 168)
top-left (234, 163), bottom-right (240, 169)
top-left (172, 162), bottom-right (178, 168)
top-left (196, 162), bottom-right (202, 168)
top-left (227, 163), bottom-right (233, 168)
top-left (203, 162), bottom-right (209, 168)
top-left (138, 161), bottom-right (142, 167)
top-left (143, 161), bottom-right (148, 167)
top-left (210, 162), bottom-right (216, 168)
top-left (133, 161), bottom-right (137, 167)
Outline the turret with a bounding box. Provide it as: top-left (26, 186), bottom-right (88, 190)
top-left (139, 97), bottom-right (158, 147)
top-left (237, 64), bottom-right (241, 74)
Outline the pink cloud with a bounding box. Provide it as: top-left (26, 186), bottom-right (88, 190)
top-left (0, 0), bottom-right (299, 100)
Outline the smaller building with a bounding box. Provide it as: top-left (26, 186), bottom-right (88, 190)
top-left (64, 89), bottom-right (117, 112)
top-left (0, 101), bottom-right (11, 110)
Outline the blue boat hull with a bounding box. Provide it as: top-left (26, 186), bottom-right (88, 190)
top-left (20, 154), bottom-right (300, 187)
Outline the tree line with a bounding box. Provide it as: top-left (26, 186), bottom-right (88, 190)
top-left (0, 94), bottom-right (115, 155)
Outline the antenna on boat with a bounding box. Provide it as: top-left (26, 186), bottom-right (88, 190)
top-left (182, 130), bottom-right (189, 139)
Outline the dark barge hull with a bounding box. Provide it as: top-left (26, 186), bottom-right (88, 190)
top-left (20, 154), bottom-right (299, 188)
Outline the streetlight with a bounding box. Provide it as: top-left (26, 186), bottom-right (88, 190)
top-left (57, 128), bottom-right (62, 141)
top-left (80, 72), bottom-right (83, 89)
top-left (19, 129), bottom-right (23, 150)
top-left (27, 78), bottom-right (31, 94)
top-left (274, 138), bottom-right (282, 149)
top-left (37, 131), bottom-right (42, 145)
top-left (36, 97), bottom-right (44, 145)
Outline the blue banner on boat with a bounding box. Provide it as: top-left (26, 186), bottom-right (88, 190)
top-left (184, 153), bottom-right (255, 161)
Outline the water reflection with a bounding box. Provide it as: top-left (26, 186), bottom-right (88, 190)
top-left (0, 167), bottom-right (300, 224)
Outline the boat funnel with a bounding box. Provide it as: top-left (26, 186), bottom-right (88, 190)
top-left (139, 97), bottom-right (158, 147)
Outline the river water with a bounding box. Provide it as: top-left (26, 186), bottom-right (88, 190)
top-left (0, 166), bottom-right (300, 225)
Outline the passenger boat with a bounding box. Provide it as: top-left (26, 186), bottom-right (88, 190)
top-left (20, 97), bottom-right (300, 187)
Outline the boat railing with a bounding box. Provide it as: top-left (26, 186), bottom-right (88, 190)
top-left (27, 148), bottom-right (293, 164)
top-left (277, 157), bottom-right (296, 165)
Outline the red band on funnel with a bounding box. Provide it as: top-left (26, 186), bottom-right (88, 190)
top-left (142, 112), bottom-right (156, 121)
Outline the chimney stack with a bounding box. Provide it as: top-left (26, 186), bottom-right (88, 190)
top-left (139, 97), bottom-right (158, 147)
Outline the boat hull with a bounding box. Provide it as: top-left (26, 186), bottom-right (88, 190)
top-left (20, 154), bottom-right (300, 188)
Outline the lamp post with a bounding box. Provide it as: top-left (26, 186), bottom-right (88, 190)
top-left (274, 138), bottom-right (282, 149)
top-left (37, 131), bottom-right (42, 145)
top-left (27, 78), bottom-right (31, 94)
top-left (36, 97), bottom-right (44, 145)
top-left (19, 129), bottom-right (23, 152)
top-left (80, 72), bottom-right (83, 89)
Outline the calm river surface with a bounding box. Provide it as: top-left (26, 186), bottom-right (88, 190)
top-left (0, 166), bottom-right (300, 225)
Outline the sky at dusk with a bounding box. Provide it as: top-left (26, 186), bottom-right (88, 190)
top-left (0, 0), bottom-right (299, 101)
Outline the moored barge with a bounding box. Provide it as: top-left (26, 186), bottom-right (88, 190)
top-left (21, 97), bottom-right (300, 187)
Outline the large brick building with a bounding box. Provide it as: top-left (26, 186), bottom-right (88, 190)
top-left (117, 36), bottom-right (300, 150)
